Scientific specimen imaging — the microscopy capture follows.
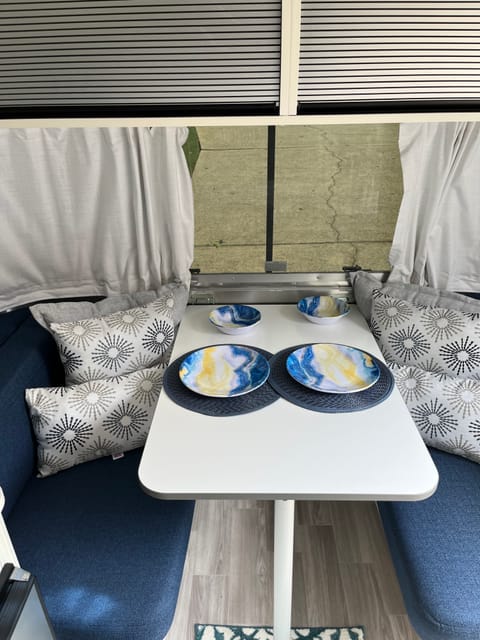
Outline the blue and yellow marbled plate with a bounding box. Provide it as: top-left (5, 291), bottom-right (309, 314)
top-left (179, 344), bottom-right (270, 397)
top-left (209, 305), bottom-right (261, 335)
top-left (286, 343), bottom-right (380, 393)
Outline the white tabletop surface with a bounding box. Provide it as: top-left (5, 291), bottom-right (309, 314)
top-left (138, 304), bottom-right (439, 502)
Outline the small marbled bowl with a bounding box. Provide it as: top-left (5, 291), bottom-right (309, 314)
top-left (297, 296), bottom-right (350, 325)
top-left (209, 304), bottom-right (261, 335)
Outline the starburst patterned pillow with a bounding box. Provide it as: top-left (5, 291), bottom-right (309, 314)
top-left (25, 365), bottom-right (165, 477)
top-left (371, 290), bottom-right (480, 379)
top-left (50, 298), bottom-right (177, 384)
top-left (30, 281), bottom-right (188, 332)
top-left (389, 361), bottom-right (480, 464)
top-left (351, 270), bottom-right (480, 323)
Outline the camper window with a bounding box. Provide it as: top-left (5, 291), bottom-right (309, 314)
top-left (188, 124), bottom-right (403, 275)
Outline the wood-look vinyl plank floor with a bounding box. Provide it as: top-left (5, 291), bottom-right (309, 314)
top-left (164, 499), bottom-right (420, 640)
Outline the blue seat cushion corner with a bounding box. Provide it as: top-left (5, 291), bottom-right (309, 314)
top-left (0, 306), bottom-right (31, 347)
top-left (7, 449), bottom-right (194, 640)
top-left (378, 448), bottom-right (480, 640)
top-left (0, 315), bottom-right (63, 518)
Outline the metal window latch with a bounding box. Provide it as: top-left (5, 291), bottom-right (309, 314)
top-left (265, 260), bottom-right (287, 273)
top-left (189, 292), bottom-right (216, 305)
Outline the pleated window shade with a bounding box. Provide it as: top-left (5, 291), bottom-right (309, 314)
top-left (0, 0), bottom-right (281, 116)
top-left (299, 1), bottom-right (480, 111)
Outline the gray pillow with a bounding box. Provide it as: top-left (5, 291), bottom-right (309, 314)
top-left (26, 364), bottom-right (165, 477)
top-left (49, 297), bottom-right (177, 385)
top-left (30, 281), bottom-right (189, 332)
top-left (371, 290), bottom-right (480, 379)
top-left (351, 270), bottom-right (478, 322)
top-left (388, 361), bottom-right (480, 465)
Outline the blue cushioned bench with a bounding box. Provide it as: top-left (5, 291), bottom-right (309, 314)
top-left (0, 311), bottom-right (194, 640)
top-left (379, 448), bottom-right (480, 640)
top-left (0, 306), bottom-right (30, 347)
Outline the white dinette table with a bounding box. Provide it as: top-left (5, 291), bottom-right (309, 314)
top-left (138, 304), bottom-right (439, 640)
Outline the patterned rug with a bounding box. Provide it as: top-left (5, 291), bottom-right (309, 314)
top-left (194, 624), bottom-right (365, 639)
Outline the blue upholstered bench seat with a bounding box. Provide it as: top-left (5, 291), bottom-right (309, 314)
top-left (0, 310), bottom-right (194, 639)
top-left (378, 448), bottom-right (480, 640)
top-left (0, 307), bottom-right (30, 347)
top-left (7, 449), bottom-right (194, 640)
top-left (0, 314), bottom-right (64, 519)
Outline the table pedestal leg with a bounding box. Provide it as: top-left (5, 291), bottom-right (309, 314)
top-left (274, 499), bottom-right (295, 640)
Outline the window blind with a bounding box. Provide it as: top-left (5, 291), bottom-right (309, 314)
top-left (299, 1), bottom-right (480, 112)
top-left (0, 0), bottom-right (281, 117)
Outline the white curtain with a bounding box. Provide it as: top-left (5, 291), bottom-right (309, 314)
top-left (0, 127), bottom-right (194, 312)
top-left (389, 122), bottom-right (480, 291)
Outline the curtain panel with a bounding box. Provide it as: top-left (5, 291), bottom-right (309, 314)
top-left (0, 127), bottom-right (194, 312)
top-left (389, 122), bottom-right (480, 291)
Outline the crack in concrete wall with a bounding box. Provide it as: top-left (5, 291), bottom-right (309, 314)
top-left (319, 129), bottom-right (343, 244)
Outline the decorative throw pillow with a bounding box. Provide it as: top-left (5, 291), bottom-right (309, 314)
top-left (351, 270), bottom-right (479, 322)
top-left (389, 361), bottom-right (480, 464)
top-left (49, 298), bottom-right (176, 385)
top-left (30, 280), bottom-right (189, 332)
top-left (371, 290), bottom-right (480, 379)
top-left (25, 364), bottom-right (165, 477)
